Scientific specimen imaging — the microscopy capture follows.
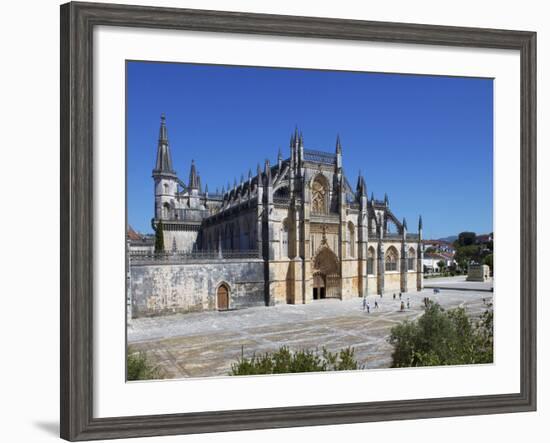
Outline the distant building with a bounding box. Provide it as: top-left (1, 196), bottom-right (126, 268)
top-left (127, 226), bottom-right (154, 253)
top-left (422, 252), bottom-right (455, 273)
top-left (422, 239), bottom-right (456, 254)
top-left (475, 233), bottom-right (493, 244)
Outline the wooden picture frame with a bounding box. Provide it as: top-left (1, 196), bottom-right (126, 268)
top-left (60, 1), bottom-right (536, 440)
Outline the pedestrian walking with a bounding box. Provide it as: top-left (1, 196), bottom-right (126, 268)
top-left (400, 301), bottom-right (405, 311)
top-left (399, 292), bottom-right (402, 300)
top-left (393, 293), bottom-right (396, 300)
top-left (366, 302), bottom-right (370, 314)
top-left (362, 296), bottom-right (367, 311)
top-left (407, 298), bottom-right (410, 309)
top-left (374, 300), bottom-right (379, 309)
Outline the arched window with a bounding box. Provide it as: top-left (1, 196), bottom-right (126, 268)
top-left (274, 186), bottom-right (290, 200)
top-left (348, 222), bottom-right (355, 257)
top-left (385, 246), bottom-right (399, 272)
top-left (311, 176), bottom-right (328, 214)
top-left (367, 247), bottom-right (376, 275)
top-left (280, 218), bottom-right (289, 258)
top-left (407, 247), bottom-right (416, 271)
top-left (162, 202), bottom-right (170, 219)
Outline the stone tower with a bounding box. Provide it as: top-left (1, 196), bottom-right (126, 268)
top-left (152, 113), bottom-right (178, 221)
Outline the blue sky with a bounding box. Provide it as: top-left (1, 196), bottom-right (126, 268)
top-left (127, 61), bottom-right (493, 240)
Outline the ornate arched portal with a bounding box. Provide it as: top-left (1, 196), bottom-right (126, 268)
top-left (312, 246), bottom-right (341, 299)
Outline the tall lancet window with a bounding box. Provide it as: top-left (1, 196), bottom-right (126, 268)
top-left (348, 222), bottom-right (355, 257)
top-left (280, 219), bottom-right (289, 258)
top-left (385, 246), bottom-right (399, 272)
top-left (367, 247), bottom-right (376, 275)
top-left (408, 247), bottom-right (416, 271)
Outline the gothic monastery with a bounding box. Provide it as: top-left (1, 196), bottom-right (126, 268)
top-left (128, 115), bottom-right (423, 317)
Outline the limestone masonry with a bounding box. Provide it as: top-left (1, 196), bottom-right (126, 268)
top-left (128, 114), bottom-right (423, 318)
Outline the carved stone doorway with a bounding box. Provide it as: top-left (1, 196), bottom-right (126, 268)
top-left (313, 272), bottom-right (326, 300)
top-left (312, 246), bottom-right (341, 300)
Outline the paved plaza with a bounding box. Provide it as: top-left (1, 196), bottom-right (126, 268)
top-left (127, 276), bottom-right (493, 379)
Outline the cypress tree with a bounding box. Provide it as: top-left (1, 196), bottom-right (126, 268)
top-left (154, 220), bottom-right (165, 252)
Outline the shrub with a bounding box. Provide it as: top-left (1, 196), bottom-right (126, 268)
top-left (127, 349), bottom-right (163, 380)
top-left (230, 345), bottom-right (359, 375)
top-left (389, 300), bottom-right (493, 367)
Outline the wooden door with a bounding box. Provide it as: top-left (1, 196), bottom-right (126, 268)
top-left (217, 284), bottom-right (229, 310)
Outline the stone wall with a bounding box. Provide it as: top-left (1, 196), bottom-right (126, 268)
top-left (130, 258), bottom-right (265, 317)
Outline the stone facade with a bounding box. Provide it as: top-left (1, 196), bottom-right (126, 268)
top-left (128, 115), bottom-right (424, 318)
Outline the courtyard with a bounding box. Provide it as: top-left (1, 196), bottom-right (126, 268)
top-left (127, 276), bottom-right (493, 379)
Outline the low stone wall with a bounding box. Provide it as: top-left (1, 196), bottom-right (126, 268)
top-left (130, 258), bottom-right (265, 318)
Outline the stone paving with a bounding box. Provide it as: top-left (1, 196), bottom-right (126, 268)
top-left (127, 276), bottom-right (494, 379)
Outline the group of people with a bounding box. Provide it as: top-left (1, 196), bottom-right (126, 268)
top-left (362, 292), bottom-right (410, 313)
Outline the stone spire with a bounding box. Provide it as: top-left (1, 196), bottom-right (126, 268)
top-left (154, 113), bottom-right (175, 174)
top-left (371, 192), bottom-right (374, 202)
top-left (356, 171), bottom-right (366, 197)
top-left (256, 163), bottom-right (262, 189)
top-left (264, 159), bottom-right (272, 186)
top-left (335, 134), bottom-right (342, 171)
top-left (403, 217), bottom-right (408, 230)
top-left (384, 192), bottom-right (389, 206)
top-left (188, 159), bottom-right (199, 189)
top-left (418, 215), bottom-right (423, 231)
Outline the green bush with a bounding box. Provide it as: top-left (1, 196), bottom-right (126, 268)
top-left (230, 346), bottom-right (360, 375)
top-left (389, 300), bottom-right (493, 367)
top-left (127, 349), bottom-right (163, 380)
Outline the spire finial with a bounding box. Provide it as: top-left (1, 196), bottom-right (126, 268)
top-left (419, 215), bottom-right (423, 230)
top-left (403, 217), bottom-right (407, 230)
top-left (188, 159), bottom-right (199, 189)
top-left (336, 134), bottom-right (342, 154)
top-left (384, 192), bottom-right (389, 206)
top-left (278, 147), bottom-right (283, 161)
top-left (154, 113), bottom-right (175, 173)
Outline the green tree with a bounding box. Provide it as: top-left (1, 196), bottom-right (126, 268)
top-left (437, 260), bottom-right (446, 272)
top-left (230, 346), bottom-right (360, 375)
top-left (456, 231), bottom-right (477, 247)
top-left (154, 220), bottom-right (165, 252)
top-left (454, 244), bottom-right (481, 269)
top-left (389, 301), bottom-right (493, 367)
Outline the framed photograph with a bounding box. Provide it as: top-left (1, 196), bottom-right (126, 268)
top-left (60, 1), bottom-right (536, 441)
